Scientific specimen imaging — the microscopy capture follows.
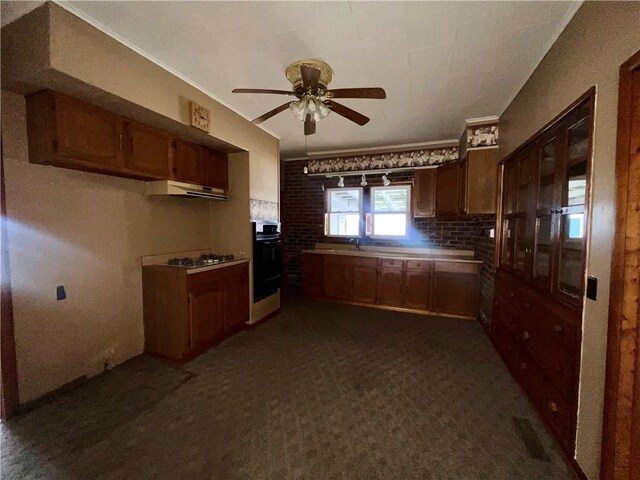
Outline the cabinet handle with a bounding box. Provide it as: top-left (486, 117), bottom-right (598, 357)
top-left (522, 330), bottom-right (530, 340)
top-left (520, 362), bottom-right (527, 370)
top-left (553, 324), bottom-right (563, 333)
top-left (548, 401), bottom-right (558, 413)
top-left (524, 302), bottom-right (530, 309)
top-left (119, 133), bottom-right (123, 151)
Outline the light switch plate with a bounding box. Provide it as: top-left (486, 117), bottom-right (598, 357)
top-left (190, 101), bottom-right (210, 133)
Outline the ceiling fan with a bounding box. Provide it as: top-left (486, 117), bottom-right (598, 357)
top-left (232, 58), bottom-right (386, 136)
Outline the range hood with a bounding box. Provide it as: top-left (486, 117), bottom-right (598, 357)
top-left (146, 180), bottom-right (228, 200)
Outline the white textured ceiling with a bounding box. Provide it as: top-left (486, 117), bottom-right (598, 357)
top-left (2, 1), bottom-right (580, 157)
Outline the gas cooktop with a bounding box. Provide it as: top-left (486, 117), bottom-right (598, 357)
top-left (167, 254), bottom-right (235, 268)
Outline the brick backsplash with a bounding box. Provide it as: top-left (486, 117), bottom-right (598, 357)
top-left (281, 159), bottom-right (497, 325)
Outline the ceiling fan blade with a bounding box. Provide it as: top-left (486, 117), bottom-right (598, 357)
top-left (232, 88), bottom-right (296, 96)
top-left (325, 101), bottom-right (370, 126)
top-left (304, 114), bottom-right (316, 136)
top-left (328, 88), bottom-right (387, 99)
top-left (301, 65), bottom-right (321, 90)
top-left (252, 103), bottom-right (291, 124)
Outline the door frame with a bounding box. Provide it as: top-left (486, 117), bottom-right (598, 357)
top-left (600, 48), bottom-right (640, 480)
top-left (1, 140), bottom-right (20, 420)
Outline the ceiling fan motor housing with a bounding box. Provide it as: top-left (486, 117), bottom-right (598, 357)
top-left (285, 58), bottom-right (334, 93)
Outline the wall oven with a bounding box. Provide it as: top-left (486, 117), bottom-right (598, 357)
top-left (252, 221), bottom-right (281, 302)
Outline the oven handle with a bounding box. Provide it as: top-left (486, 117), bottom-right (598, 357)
top-left (256, 240), bottom-right (281, 247)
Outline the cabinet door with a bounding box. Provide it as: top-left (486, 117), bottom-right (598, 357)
top-left (377, 268), bottom-right (404, 307)
top-left (351, 266), bottom-right (378, 304)
top-left (323, 257), bottom-right (350, 300)
top-left (413, 169), bottom-right (436, 217)
top-left (303, 253), bottom-right (324, 298)
top-left (435, 162), bottom-right (460, 219)
top-left (432, 263), bottom-right (479, 317)
top-left (466, 149), bottom-right (500, 214)
top-left (53, 94), bottom-right (125, 170)
top-left (125, 122), bottom-right (173, 179)
top-left (190, 282), bottom-right (225, 350)
top-left (458, 156), bottom-right (468, 214)
top-left (205, 148), bottom-right (229, 191)
top-left (404, 269), bottom-right (431, 311)
top-left (224, 266), bottom-right (250, 330)
top-left (174, 140), bottom-right (206, 184)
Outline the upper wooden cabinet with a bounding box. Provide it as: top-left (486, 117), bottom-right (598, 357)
top-left (413, 168), bottom-right (436, 218)
top-left (174, 140), bottom-right (206, 185)
top-left (459, 148), bottom-right (500, 215)
top-left (26, 90), bottom-right (230, 189)
top-left (435, 162), bottom-right (461, 219)
top-left (27, 90), bottom-right (126, 175)
top-left (205, 148), bottom-right (229, 191)
top-left (125, 121), bottom-right (173, 179)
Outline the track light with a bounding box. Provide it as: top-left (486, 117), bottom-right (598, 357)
top-left (382, 174), bottom-right (391, 186)
top-left (360, 174), bottom-right (367, 187)
top-left (337, 176), bottom-right (344, 188)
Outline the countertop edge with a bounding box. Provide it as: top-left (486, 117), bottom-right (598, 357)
top-left (302, 250), bottom-right (483, 264)
top-left (143, 258), bottom-right (250, 273)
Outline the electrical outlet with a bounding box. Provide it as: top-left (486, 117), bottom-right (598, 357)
top-left (56, 285), bottom-right (66, 300)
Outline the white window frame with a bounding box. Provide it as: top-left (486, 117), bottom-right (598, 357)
top-left (367, 185), bottom-right (412, 238)
top-left (324, 187), bottom-right (363, 238)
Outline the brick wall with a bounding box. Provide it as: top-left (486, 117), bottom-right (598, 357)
top-left (281, 159), bottom-right (496, 325)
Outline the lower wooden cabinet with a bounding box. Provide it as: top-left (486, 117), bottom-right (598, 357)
top-left (491, 269), bottom-right (581, 454)
top-left (142, 261), bottom-right (249, 362)
top-left (432, 262), bottom-right (480, 317)
top-left (303, 252), bottom-right (480, 318)
top-left (378, 267), bottom-right (404, 307)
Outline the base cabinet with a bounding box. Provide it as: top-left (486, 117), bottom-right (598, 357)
top-left (491, 269), bottom-right (581, 454)
top-left (143, 262), bottom-right (249, 362)
top-left (303, 252), bottom-right (480, 318)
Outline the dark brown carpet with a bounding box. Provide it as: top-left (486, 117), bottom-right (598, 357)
top-left (1, 291), bottom-right (573, 479)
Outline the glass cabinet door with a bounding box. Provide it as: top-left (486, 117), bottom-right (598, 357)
top-left (503, 161), bottom-right (519, 215)
top-left (501, 217), bottom-right (514, 269)
top-left (557, 105), bottom-right (590, 299)
top-left (533, 215), bottom-right (553, 288)
top-left (513, 216), bottom-right (528, 272)
top-left (538, 137), bottom-right (558, 211)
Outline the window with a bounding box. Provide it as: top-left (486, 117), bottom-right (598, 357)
top-left (368, 185), bottom-right (411, 237)
top-left (325, 188), bottom-right (362, 236)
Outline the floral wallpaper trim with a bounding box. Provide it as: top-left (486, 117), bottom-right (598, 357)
top-left (250, 199), bottom-right (279, 222)
top-left (466, 123), bottom-right (499, 149)
top-left (306, 146), bottom-right (459, 174)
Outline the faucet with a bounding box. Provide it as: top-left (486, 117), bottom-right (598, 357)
top-left (350, 237), bottom-right (361, 250)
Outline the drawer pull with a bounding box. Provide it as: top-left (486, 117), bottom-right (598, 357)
top-left (509, 292), bottom-right (515, 298)
top-left (548, 401), bottom-right (558, 413)
top-left (524, 302), bottom-right (531, 309)
top-left (520, 362), bottom-right (527, 370)
top-left (553, 324), bottom-right (563, 333)
top-left (522, 330), bottom-right (530, 341)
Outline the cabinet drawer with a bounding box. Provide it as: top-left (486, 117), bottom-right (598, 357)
top-left (379, 258), bottom-right (404, 269)
top-left (348, 256), bottom-right (378, 268)
top-left (406, 260), bottom-right (431, 270)
top-left (434, 261), bottom-right (479, 274)
top-left (493, 296), bottom-right (522, 334)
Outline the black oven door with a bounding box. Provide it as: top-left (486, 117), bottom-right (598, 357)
top-left (253, 238), bottom-right (281, 301)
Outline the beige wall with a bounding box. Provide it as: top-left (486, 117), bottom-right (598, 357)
top-left (2, 91), bottom-right (213, 402)
top-left (1, 3), bottom-right (280, 403)
top-left (499, 3), bottom-right (640, 478)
